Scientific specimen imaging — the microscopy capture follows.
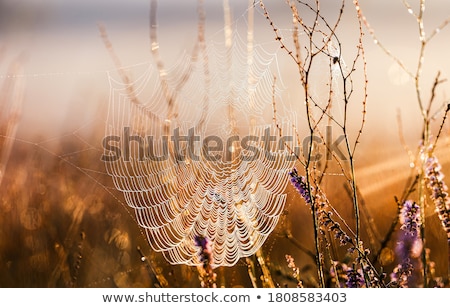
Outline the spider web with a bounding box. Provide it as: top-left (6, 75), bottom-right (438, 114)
top-left (0, 0), bottom-right (305, 287)
top-left (104, 7), bottom-right (297, 267)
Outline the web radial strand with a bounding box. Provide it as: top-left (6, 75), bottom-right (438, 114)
top-left (104, 25), bottom-right (297, 266)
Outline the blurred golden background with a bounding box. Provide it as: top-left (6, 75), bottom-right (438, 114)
top-left (0, 0), bottom-right (449, 287)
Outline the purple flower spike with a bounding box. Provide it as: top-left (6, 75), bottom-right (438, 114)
top-left (345, 267), bottom-right (364, 288)
top-left (425, 155), bottom-right (450, 240)
top-left (195, 235), bottom-right (208, 250)
top-left (194, 235), bottom-right (213, 263)
top-left (289, 168), bottom-right (312, 204)
top-left (400, 200), bottom-right (421, 236)
top-left (194, 235), bottom-right (216, 288)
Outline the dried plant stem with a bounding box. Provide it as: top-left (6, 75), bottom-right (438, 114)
top-left (256, 249), bottom-right (275, 288)
top-left (137, 246), bottom-right (169, 287)
top-left (196, 0), bottom-right (210, 131)
top-left (262, 0), bottom-right (323, 285)
top-left (263, 0), bottom-right (369, 286)
top-left (415, 0), bottom-right (429, 287)
top-left (415, 0), bottom-right (426, 118)
top-left (150, 0), bottom-right (177, 123)
top-left (245, 257), bottom-right (259, 288)
top-left (430, 103), bottom-right (450, 153)
top-left (98, 23), bottom-right (161, 124)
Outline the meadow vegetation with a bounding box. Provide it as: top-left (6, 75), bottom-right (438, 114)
top-left (0, 0), bottom-right (449, 288)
